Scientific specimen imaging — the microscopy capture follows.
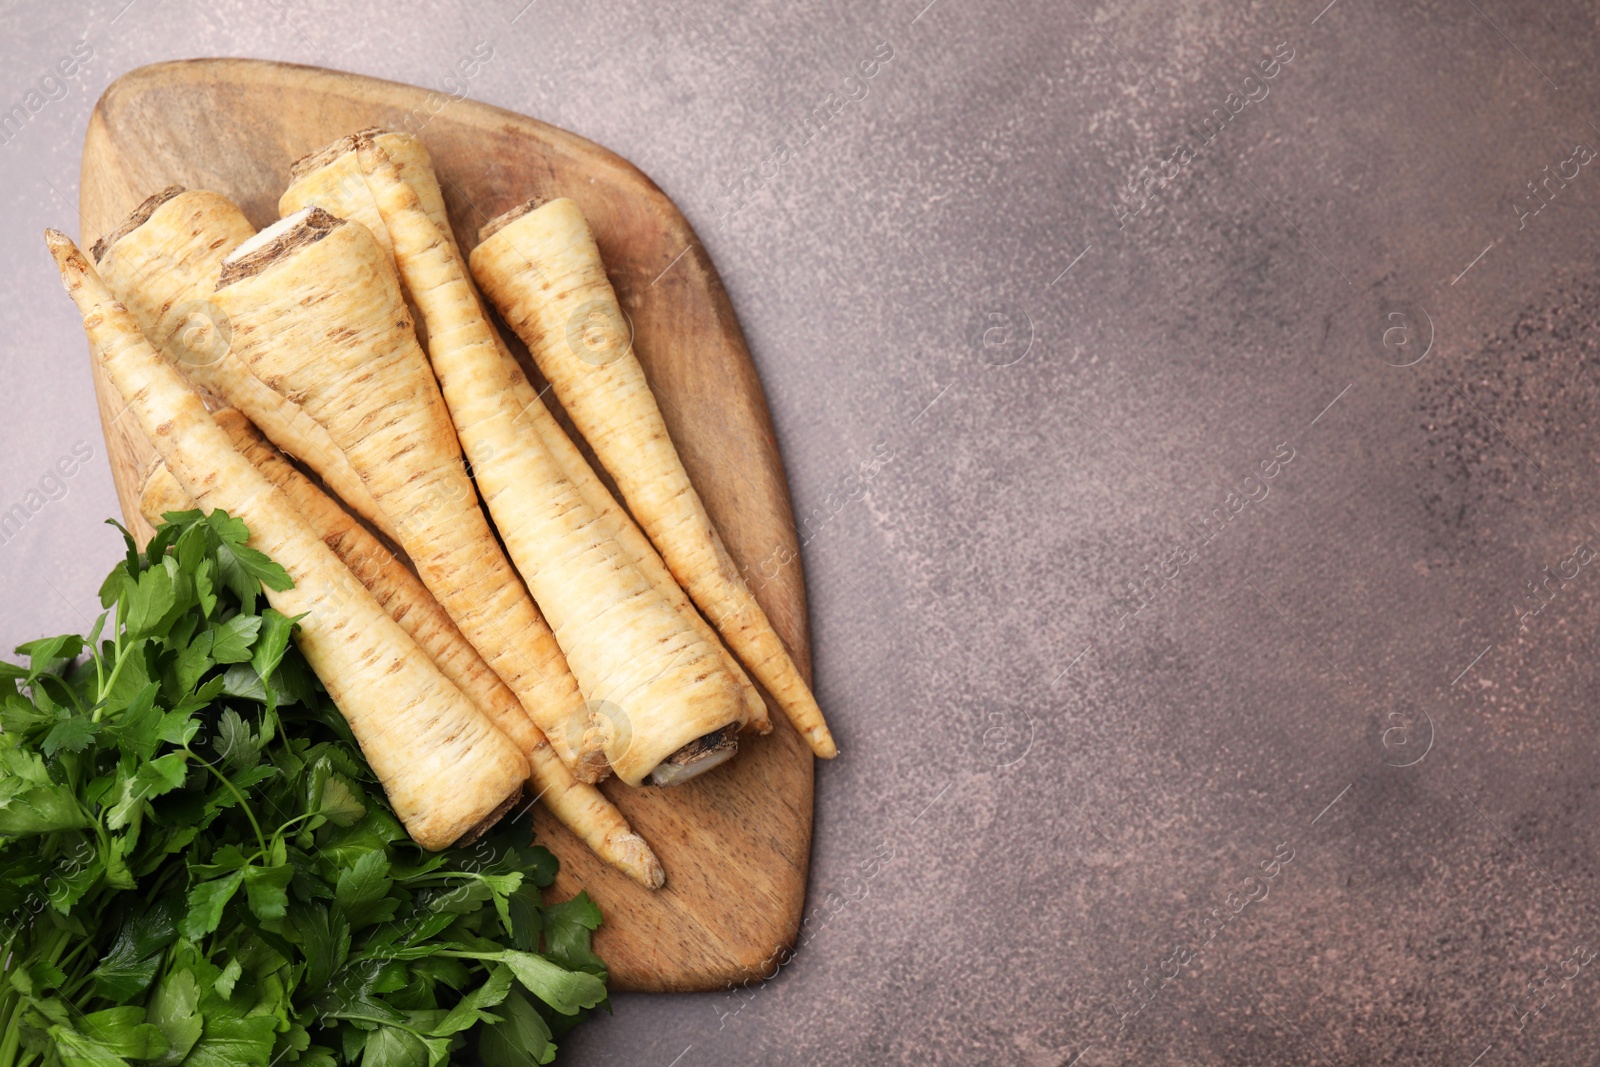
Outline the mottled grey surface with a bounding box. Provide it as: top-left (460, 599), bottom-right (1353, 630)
top-left (3, 0), bottom-right (1600, 1062)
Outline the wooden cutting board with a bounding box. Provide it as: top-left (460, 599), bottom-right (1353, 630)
top-left (78, 59), bottom-right (815, 993)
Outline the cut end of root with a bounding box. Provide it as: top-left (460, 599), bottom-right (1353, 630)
top-left (477, 197), bottom-right (550, 244)
top-left (451, 787), bottom-right (524, 848)
top-left (91, 184), bottom-right (185, 263)
top-left (217, 207), bottom-right (342, 290)
top-left (290, 126), bottom-right (398, 180)
top-left (647, 725), bottom-right (740, 787)
top-left (613, 832), bottom-right (667, 890)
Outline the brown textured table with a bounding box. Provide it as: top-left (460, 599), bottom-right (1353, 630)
top-left (4, 1), bottom-right (1600, 1063)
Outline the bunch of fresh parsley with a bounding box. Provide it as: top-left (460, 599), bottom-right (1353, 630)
top-left (0, 511), bottom-right (607, 1066)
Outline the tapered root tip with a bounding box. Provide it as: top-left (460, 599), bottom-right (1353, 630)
top-left (44, 230), bottom-right (88, 285)
top-left (613, 832), bottom-right (667, 890)
top-left (806, 727), bottom-right (839, 759)
top-left (44, 228), bottom-right (74, 257)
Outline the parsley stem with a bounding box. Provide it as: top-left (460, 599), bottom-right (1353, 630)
top-left (327, 1014), bottom-right (433, 1039)
top-left (0, 986), bottom-right (20, 1067)
top-left (274, 810), bottom-right (321, 835)
top-left (40, 923), bottom-right (71, 968)
top-left (91, 625), bottom-right (129, 724)
top-left (407, 871), bottom-right (498, 886)
top-left (191, 752), bottom-right (269, 856)
top-left (55, 936), bottom-right (94, 975)
top-left (144, 861), bottom-right (181, 906)
top-left (90, 644), bottom-right (104, 706)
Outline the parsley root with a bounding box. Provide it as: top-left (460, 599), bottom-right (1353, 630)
top-left (210, 209), bottom-right (605, 781)
top-left (46, 228), bottom-right (527, 850)
top-left (358, 143), bottom-right (746, 788)
top-left (90, 185), bottom-right (397, 542)
top-left (140, 413), bottom-right (666, 887)
top-left (471, 199), bottom-right (836, 757)
top-left (281, 127), bottom-right (771, 738)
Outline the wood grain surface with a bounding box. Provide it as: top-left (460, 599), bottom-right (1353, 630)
top-left (77, 58), bottom-right (814, 993)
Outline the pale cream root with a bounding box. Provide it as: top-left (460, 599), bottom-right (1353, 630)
top-left (139, 414), bottom-right (664, 887)
top-left (283, 129), bottom-right (770, 735)
top-left (470, 199), bottom-right (836, 757)
top-left (279, 128), bottom-right (453, 350)
top-left (358, 143), bottom-right (745, 786)
top-left (211, 209), bottom-right (604, 781)
top-left (280, 128), bottom-right (455, 262)
top-left (91, 186), bottom-right (396, 541)
top-left (47, 229), bottom-right (526, 850)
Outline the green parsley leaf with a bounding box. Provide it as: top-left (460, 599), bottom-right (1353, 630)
top-left (122, 561), bottom-right (177, 639)
top-left (100, 639), bottom-right (153, 717)
top-left (212, 956), bottom-right (242, 999)
top-left (436, 963), bottom-right (513, 1037)
top-left (48, 1018), bottom-right (169, 1065)
top-left (541, 893), bottom-right (605, 975)
top-left (182, 870), bottom-right (246, 940)
top-left (0, 509), bottom-right (609, 1065)
top-left (91, 896), bottom-right (180, 1001)
top-left (41, 713), bottom-right (98, 758)
top-left (0, 749), bottom-right (90, 834)
top-left (317, 774), bottom-right (367, 827)
top-left (219, 662), bottom-right (268, 702)
top-left (477, 988), bottom-right (556, 1067)
top-left (359, 1025), bottom-right (446, 1067)
top-left (15, 632), bottom-right (83, 684)
top-left (214, 708), bottom-right (260, 771)
top-left (250, 609), bottom-right (298, 683)
top-left (105, 751), bottom-right (188, 831)
top-left (243, 863), bottom-right (293, 923)
top-left (209, 613), bottom-right (262, 665)
top-left (172, 629), bottom-right (215, 695)
top-left (181, 1013), bottom-right (278, 1067)
top-left (479, 950), bottom-right (608, 1016)
top-left (336, 850), bottom-right (398, 930)
top-left (73, 1005), bottom-right (172, 1059)
top-left (147, 967), bottom-right (204, 1063)
top-left (108, 683), bottom-right (162, 761)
